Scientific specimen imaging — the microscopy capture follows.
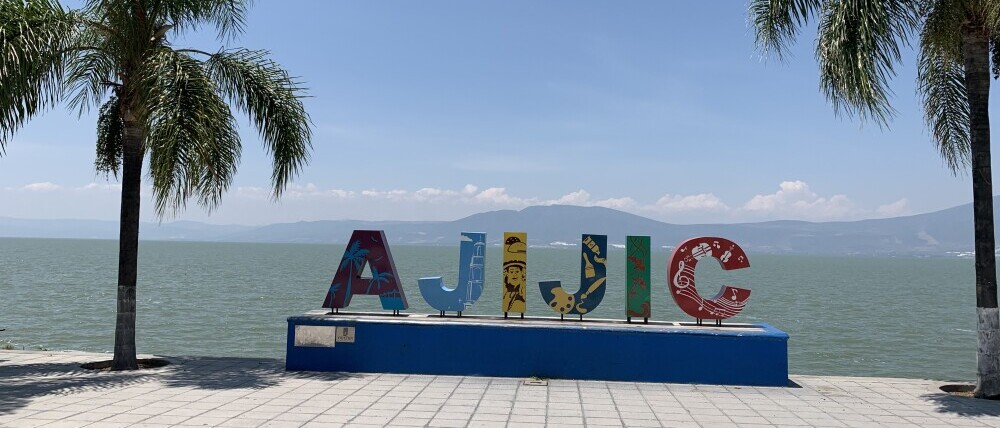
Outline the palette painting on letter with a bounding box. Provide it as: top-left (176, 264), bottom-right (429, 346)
top-left (539, 234), bottom-right (608, 316)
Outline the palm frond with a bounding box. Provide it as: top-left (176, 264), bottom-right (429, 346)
top-left (64, 30), bottom-right (118, 115)
top-left (205, 48), bottom-right (311, 197)
top-left (992, 34), bottom-right (1000, 79)
top-left (749, 0), bottom-right (823, 59)
top-left (984, 0), bottom-right (1000, 59)
top-left (0, 0), bottom-right (79, 153)
top-left (139, 48), bottom-right (242, 217)
top-left (95, 94), bottom-right (123, 177)
top-left (815, 0), bottom-right (920, 126)
top-left (919, 4), bottom-right (971, 173)
top-left (145, 0), bottom-right (250, 40)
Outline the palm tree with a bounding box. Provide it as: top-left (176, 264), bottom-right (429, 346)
top-left (750, 0), bottom-right (1000, 397)
top-left (366, 266), bottom-right (392, 295)
top-left (329, 240), bottom-right (368, 303)
top-left (0, 0), bottom-right (311, 370)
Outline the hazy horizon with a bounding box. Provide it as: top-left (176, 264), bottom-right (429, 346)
top-left (0, 198), bottom-right (978, 228)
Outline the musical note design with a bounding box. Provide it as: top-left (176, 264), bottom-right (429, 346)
top-left (667, 237), bottom-right (751, 321)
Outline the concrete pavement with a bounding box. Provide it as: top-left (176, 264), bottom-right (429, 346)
top-left (2, 350), bottom-right (999, 427)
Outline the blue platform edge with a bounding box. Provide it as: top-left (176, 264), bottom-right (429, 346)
top-left (285, 314), bottom-right (789, 387)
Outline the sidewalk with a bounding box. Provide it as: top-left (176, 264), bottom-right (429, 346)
top-left (2, 350), bottom-right (999, 427)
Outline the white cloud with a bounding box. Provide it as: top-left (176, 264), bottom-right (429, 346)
top-left (361, 189), bottom-right (408, 200)
top-left (474, 187), bottom-right (533, 206)
top-left (76, 182), bottom-right (122, 192)
top-left (235, 186), bottom-right (268, 200)
top-left (327, 189), bottom-right (355, 198)
top-left (0, 180), bottom-right (917, 224)
top-left (21, 182), bottom-right (62, 192)
top-left (740, 180), bottom-right (855, 221)
top-left (650, 193), bottom-right (728, 213)
top-left (552, 189), bottom-right (591, 205)
top-left (414, 187), bottom-right (460, 201)
top-left (592, 197), bottom-right (637, 210)
top-left (876, 198), bottom-right (911, 218)
top-left (269, 183), bottom-right (357, 200)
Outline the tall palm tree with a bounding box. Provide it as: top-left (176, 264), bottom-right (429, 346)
top-left (750, 0), bottom-right (1000, 397)
top-left (0, 0), bottom-right (311, 370)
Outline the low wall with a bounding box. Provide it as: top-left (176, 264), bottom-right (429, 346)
top-left (286, 311), bottom-right (788, 387)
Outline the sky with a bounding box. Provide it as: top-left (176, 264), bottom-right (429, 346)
top-left (0, 1), bottom-right (994, 225)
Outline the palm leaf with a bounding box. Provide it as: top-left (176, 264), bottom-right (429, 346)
top-left (140, 48), bottom-right (242, 216)
top-left (815, 0), bottom-right (919, 126)
top-left (95, 94), bottom-right (123, 176)
top-left (204, 48), bottom-right (312, 197)
top-left (0, 0), bottom-right (80, 153)
top-left (749, 0), bottom-right (823, 59)
top-left (918, 3), bottom-right (969, 173)
top-left (63, 27), bottom-right (117, 116)
top-left (992, 34), bottom-right (1000, 79)
top-left (142, 0), bottom-right (249, 40)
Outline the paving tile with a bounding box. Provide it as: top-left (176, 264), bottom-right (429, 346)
top-left (5, 351), bottom-right (1000, 428)
top-left (427, 418), bottom-right (468, 427)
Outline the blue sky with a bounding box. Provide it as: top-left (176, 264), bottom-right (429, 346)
top-left (0, 1), bottom-right (992, 225)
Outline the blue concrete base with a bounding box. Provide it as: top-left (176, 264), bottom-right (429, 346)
top-left (286, 311), bottom-right (789, 386)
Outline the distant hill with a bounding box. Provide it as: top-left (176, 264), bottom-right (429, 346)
top-left (0, 217), bottom-right (253, 241)
top-left (0, 200), bottom-right (991, 257)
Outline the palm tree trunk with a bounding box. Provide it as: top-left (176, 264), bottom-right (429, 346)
top-left (963, 23), bottom-right (1000, 399)
top-left (110, 117), bottom-right (143, 371)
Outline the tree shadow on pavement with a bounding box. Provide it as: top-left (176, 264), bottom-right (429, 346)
top-left (924, 392), bottom-right (1000, 417)
top-left (0, 355), bottom-right (361, 416)
top-left (156, 356), bottom-right (359, 390)
top-left (0, 361), bottom-right (154, 416)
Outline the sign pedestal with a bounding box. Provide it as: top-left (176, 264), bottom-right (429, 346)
top-left (286, 311), bottom-right (789, 386)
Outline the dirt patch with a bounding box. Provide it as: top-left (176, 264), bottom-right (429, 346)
top-left (938, 384), bottom-right (1000, 400)
top-left (81, 358), bottom-right (170, 371)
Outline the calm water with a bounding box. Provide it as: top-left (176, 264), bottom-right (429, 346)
top-left (0, 237), bottom-right (979, 381)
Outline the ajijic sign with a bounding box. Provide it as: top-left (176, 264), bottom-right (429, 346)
top-left (322, 230), bottom-right (752, 323)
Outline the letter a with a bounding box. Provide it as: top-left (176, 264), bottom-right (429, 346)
top-left (322, 230), bottom-right (408, 311)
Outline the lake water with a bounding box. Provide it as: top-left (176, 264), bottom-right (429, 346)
top-left (0, 237), bottom-right (980, 381)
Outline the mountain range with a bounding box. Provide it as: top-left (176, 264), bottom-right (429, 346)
top-left (0, 201), bottom-right (990, 257)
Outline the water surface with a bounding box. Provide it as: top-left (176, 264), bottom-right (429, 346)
top-left (0, 237), bottom-right (977, 380)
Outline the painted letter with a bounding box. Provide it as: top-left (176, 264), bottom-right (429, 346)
top-left (667, 237), bottom-right (750, 321)
top-left (418, 232), bottom-right (486, 314)
top-left (501, 232), bottom-right (528, 315)
top-left (626, 235), bottom-right (651, 321)
top-left (539, 234), bottom-right (608, 317)
top-left (322, 230), bottom-right (408, 311)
